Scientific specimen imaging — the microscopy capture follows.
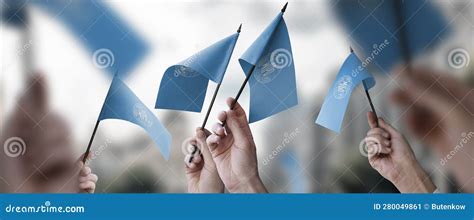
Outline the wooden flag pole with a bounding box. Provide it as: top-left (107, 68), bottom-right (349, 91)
top-left (350, 47), bottom-right (379, 127)
top-left (188, 24), bottom-right (242, 163)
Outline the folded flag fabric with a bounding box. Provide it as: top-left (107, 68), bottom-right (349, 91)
top-left (239, 12), bottom-right (297, 123)
top-left (155, 32), bottom-right (239, 112)
top-left (100, 75), bottom-right (171, 160)
top-left (32, 0), bottom-right (148, 77)
top-left (333, 0), bottom-right (448, 73)
top-left (315, 53), bottom-right (375, 133)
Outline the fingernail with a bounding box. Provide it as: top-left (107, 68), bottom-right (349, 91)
top-left (384, 140), bottom-right (390, 146)
top-left (383, 132), bottom-right (389, 138)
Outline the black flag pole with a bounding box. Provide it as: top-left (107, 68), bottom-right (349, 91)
top-left (82, 120), bottom-right (101, 163)
top-left (350, 47), bottom-right (379, 127)
top-left (188, 24), bottom-right (242, 163)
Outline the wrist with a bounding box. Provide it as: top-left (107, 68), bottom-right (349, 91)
top-left (229, 175), bottom-right (268, 193)
top-left (393, 161), bottom-right (436, 193)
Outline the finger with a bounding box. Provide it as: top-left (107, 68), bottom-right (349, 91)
top-left (196, 127), bottom-right (211, 137)
top-left (195, 129), bottom-right (213, 163)
top-left (367, 128), bottom-right (390, 139)
top-left (184, 155), bottom-right (197, 169)
top-left (79, 174), bottom-right (98, 183)
top-left (80, 166), bottom-right (92, 176)
top-left (184, 157), bottom-right (196, 169)
top-left (74, 161), bottom-right (84, 174)
top-left (367, 111), bottom-right (378, 128)
top-left (225, 99), bottom-right (252, 144)
top-left (366, 132), bottom-right (390, 147)
top-left (79, 181), bottom-right (96, 192)
top-left (226, 97), bottom-right (246, 117)
top-left (367, 142), bottom-right (391, 155)
top-left (217, 111), bottom-right (227, 124)
top-left (75, 152), bottom-right (92, 168)
top-left (206, 134), bottom-right (221, 153)
top-left (212, 123), bottom-right (226, 137)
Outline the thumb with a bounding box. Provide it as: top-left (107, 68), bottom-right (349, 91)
top-left (75, 152), bottom-right (92, 172)
top-left (226, 110), bottom-right (252, 146)
top-left (226, 97), bottom-right (246, 118)
top-left (367, 111), bottom-right (378, 128)
top-left (73, 153), bottom-right (86, 175)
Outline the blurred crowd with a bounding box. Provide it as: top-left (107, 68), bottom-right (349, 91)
top-left (1, 0), bottom-right (473, 193)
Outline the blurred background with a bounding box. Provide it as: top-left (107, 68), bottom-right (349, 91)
top-left (1, 0), bottom-right (473, 193)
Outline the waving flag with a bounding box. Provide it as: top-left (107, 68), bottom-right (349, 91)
top-left (239, 10), bottom-right (297, 123)
top-left (100, 75), bottom-right (171, 160)
top-left (333, 0), bottom-right (448, 73)
top-left (32, 0), bottom-right (148, 77)
top-left (155, 32), bottom-right (240, 112)
top-left (315, 53), bottom-right (375, 133)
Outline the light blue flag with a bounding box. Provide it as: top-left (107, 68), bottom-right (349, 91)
top-left (100, 75), bottom-right (171, 160)
top-left (155, 32), bottom-right (239, 112)
top-left (32, 0), bottom-right (148, 78)
top-left (333, 0), bottom-right (448, 74)
top-left (239, 12), bottom-right (297, 123)
top-left (315, 53), bottom-right (375, 133)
